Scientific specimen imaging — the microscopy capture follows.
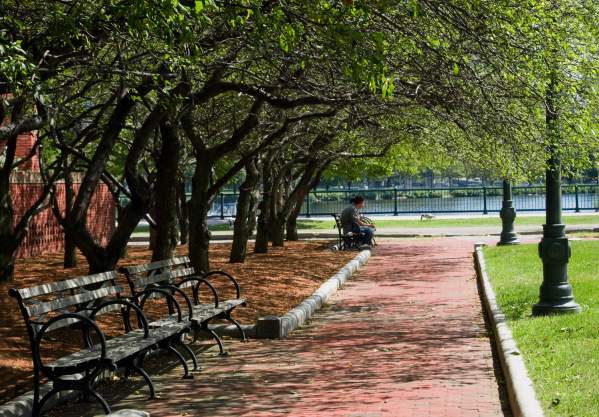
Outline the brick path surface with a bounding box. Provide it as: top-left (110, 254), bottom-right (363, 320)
top-left (53, 238), bottom-right (511, 417)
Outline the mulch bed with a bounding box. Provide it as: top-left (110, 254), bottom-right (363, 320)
top-left (0, 241), bottom-right (356, 404)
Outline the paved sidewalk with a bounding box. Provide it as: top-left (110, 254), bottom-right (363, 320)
top-left (53, 238), bottom-right (511, 417)
top-left (129, 223), bottom-right (596, 243)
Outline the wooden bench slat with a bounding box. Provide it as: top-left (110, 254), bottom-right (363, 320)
top-left (170, 267), bottom-right (195, 279)
top-left (14, 271), bottom-right (118, 300)
top-left (27, 285), bottom-right (124, 317)
top-left (45, 329), bottom-right (157, 370)
top-left (134, 271), bottom-right (173, 288)
top-left (122, 256), bottom-right (190, 275)
top-left (32, 304), bottom-right (124, 332)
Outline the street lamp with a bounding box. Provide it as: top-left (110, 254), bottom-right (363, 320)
top-left (532, 156), bottom-right (580, 316)
top-left (498, 179), bottom-right (520, 245)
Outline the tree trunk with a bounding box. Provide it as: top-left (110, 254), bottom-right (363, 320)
top-left (188, 160), bottom-right (213, 272)
top-left (285, 163), bottom-right (327, 242)
top-left (271, 218), bottom-right (286, 246)
top-left (176, 180), bottom-right (189, 245)
top-left (269, 178), bottom-right (287, 247)
top-left (230, 160), bottom-right (260, 263)
top-left (116, 203), bottom-right (128, 258)
top-left (0, 176), bottom-right (16, 281)
top-left (63, 200), bottom-right (145, 273)
top-left (149, 206), bottom-right (157, 250)
top-left (286, 200), bottom-right (302, 241)
top-left (63, 171), bottom-right (77, 268)
top-left (152, 120), bottom-right (180, 261)
top-left (254, 166), bottom-right (273, 254)
top-left (247, 187), bottom-right (259, 236)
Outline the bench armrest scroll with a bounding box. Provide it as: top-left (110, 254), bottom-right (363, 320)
top-left (139, 288), bottom-right (183, 322)
top-left (89, 298), bottom-right (150, 338)
top-left (156, 284), bottom-right (194, 321)
top-left (35, 312), bottom-right (107, 365)
top-left (201, 271), bottom-right (241, 299)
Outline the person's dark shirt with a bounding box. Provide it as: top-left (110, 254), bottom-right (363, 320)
top-left (340, 204), bottom-right (360, 234)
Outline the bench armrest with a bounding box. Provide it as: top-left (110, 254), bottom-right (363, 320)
top-left (89, 298), bottom-right (150, 338)
top-left (156, 284), bottom-right (194, 321)
top-left (138, 288), bottom-right (183, 323)
top-left (35, 312), bottom-right (107, 366)
top-left (201, 271), bottom-right (241, 299)
top-left (189, 278), bottom-right (220, 308)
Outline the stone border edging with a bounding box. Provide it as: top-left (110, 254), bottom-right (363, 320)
top-left (473, 244), bottom-right (545, 417)
top-left (255, 249), bottom-right (371, 339)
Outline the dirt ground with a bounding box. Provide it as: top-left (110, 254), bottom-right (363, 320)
top-left (0, 241), bottom-right (355, 404)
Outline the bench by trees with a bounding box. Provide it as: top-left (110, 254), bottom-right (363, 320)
top-left (120, 256), bottom-right (248, 355)
top-left (332, 214), bottom-right (364, 251)
top-left (9, 260), bottom-right (247, 416)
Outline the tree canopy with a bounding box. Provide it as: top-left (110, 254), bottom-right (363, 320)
top-left (0, 0), bottom-right (597, 278)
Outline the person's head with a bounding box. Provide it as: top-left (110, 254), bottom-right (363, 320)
top-left (350, 195), bottom-right (365, 209)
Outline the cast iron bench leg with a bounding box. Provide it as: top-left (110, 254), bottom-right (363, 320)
top-left (224, 311), bottom-right (247, 342)
top-left (177, 339), bottom-right (200, 372)
top-left (160, 340), bottom-right (193, 379)
top-left (200, 322), bottom-right (228, 356)
top-left (129, 363), bottom-right (156, 399)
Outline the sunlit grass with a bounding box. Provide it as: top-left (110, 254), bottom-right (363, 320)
top-left (484, 241), bottom-right (599, 416)
top-left (296, 214), bottom-right (599, 230)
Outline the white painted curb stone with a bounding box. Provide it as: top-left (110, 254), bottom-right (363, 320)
top-left (474, 244), bottom-right (544, 417)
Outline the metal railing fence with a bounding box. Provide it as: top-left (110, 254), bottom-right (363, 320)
top-left (205, 184), bottom-right (599, 218)
top-left (118, 185), bottom-right (599, 219)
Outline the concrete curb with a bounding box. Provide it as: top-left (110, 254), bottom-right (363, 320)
top-left (256, 250), bottom-right (371, 338)
top-left (208, 323), bottom-right (256, 339)
top-left (473, 244), bottom-right (545, 417)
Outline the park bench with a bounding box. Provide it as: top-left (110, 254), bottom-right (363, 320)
top-left (332, 214), bottom-right (364, 250)
top-left (119, 256), bottom-right (247, 359)
top-left (8, 271), bottom-right (188, 416)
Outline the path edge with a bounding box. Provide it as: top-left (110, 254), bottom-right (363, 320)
top-left (256, 249), bottom-right (371, 339)
top-left (473, 243), bottom-right (545, 417)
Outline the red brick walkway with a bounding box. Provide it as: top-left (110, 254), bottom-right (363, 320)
top-left (53, 238), bottom-right (510, 417)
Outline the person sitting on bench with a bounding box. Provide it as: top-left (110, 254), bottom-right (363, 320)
top-left (341, 195), bottom-right (375, 248)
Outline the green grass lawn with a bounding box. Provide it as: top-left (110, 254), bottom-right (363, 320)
top-left (484, 241), bottom-right (599, 417)
top-left (296, 214), bottom-right (599, 230)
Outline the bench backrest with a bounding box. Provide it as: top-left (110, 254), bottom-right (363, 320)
top-left (332, 214), bottom-right (344, 240)
top-left (9, 271), bottom-right (123, 336)
top-left (120, 256), bottom-right (197, 294)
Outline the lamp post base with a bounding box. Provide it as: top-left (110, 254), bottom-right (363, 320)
top-left (498, 196), bottom-right (519, 245)
top-left (532, 224), bottom-right (580, 316)
top-left (532, 300), bottom-right (580, 316)
top-left (497, 233), bottom-right (520, 246)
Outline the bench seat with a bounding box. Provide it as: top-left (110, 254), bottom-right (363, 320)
top-left (45, 329), bottom-right (158, 372)
top-left (120, 258), bottom-right (249, 357)
top-left (145, 299), bottom-right (244, 329)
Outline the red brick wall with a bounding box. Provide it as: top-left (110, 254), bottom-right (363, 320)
top-left (2, 102), bottom-right (115, 259)
top-left (11, 171), bottom-right (116, 258)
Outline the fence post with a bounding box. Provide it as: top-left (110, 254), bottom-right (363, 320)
top-left (575, 185), bottom-right (580, 212)
top-left (220, 193), bottom-right (225, 219)
top-left (483, 187), bottom-right (488, 215)
top-left (306, 193), bottom-right (311, 218)
top-left (393, 187), bottom-right (398, 216)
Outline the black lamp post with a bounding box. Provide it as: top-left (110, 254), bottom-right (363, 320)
top-left (532, 155), bottom-right (580, 316)
top-left (498, 179), bottom-right (519, 245)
